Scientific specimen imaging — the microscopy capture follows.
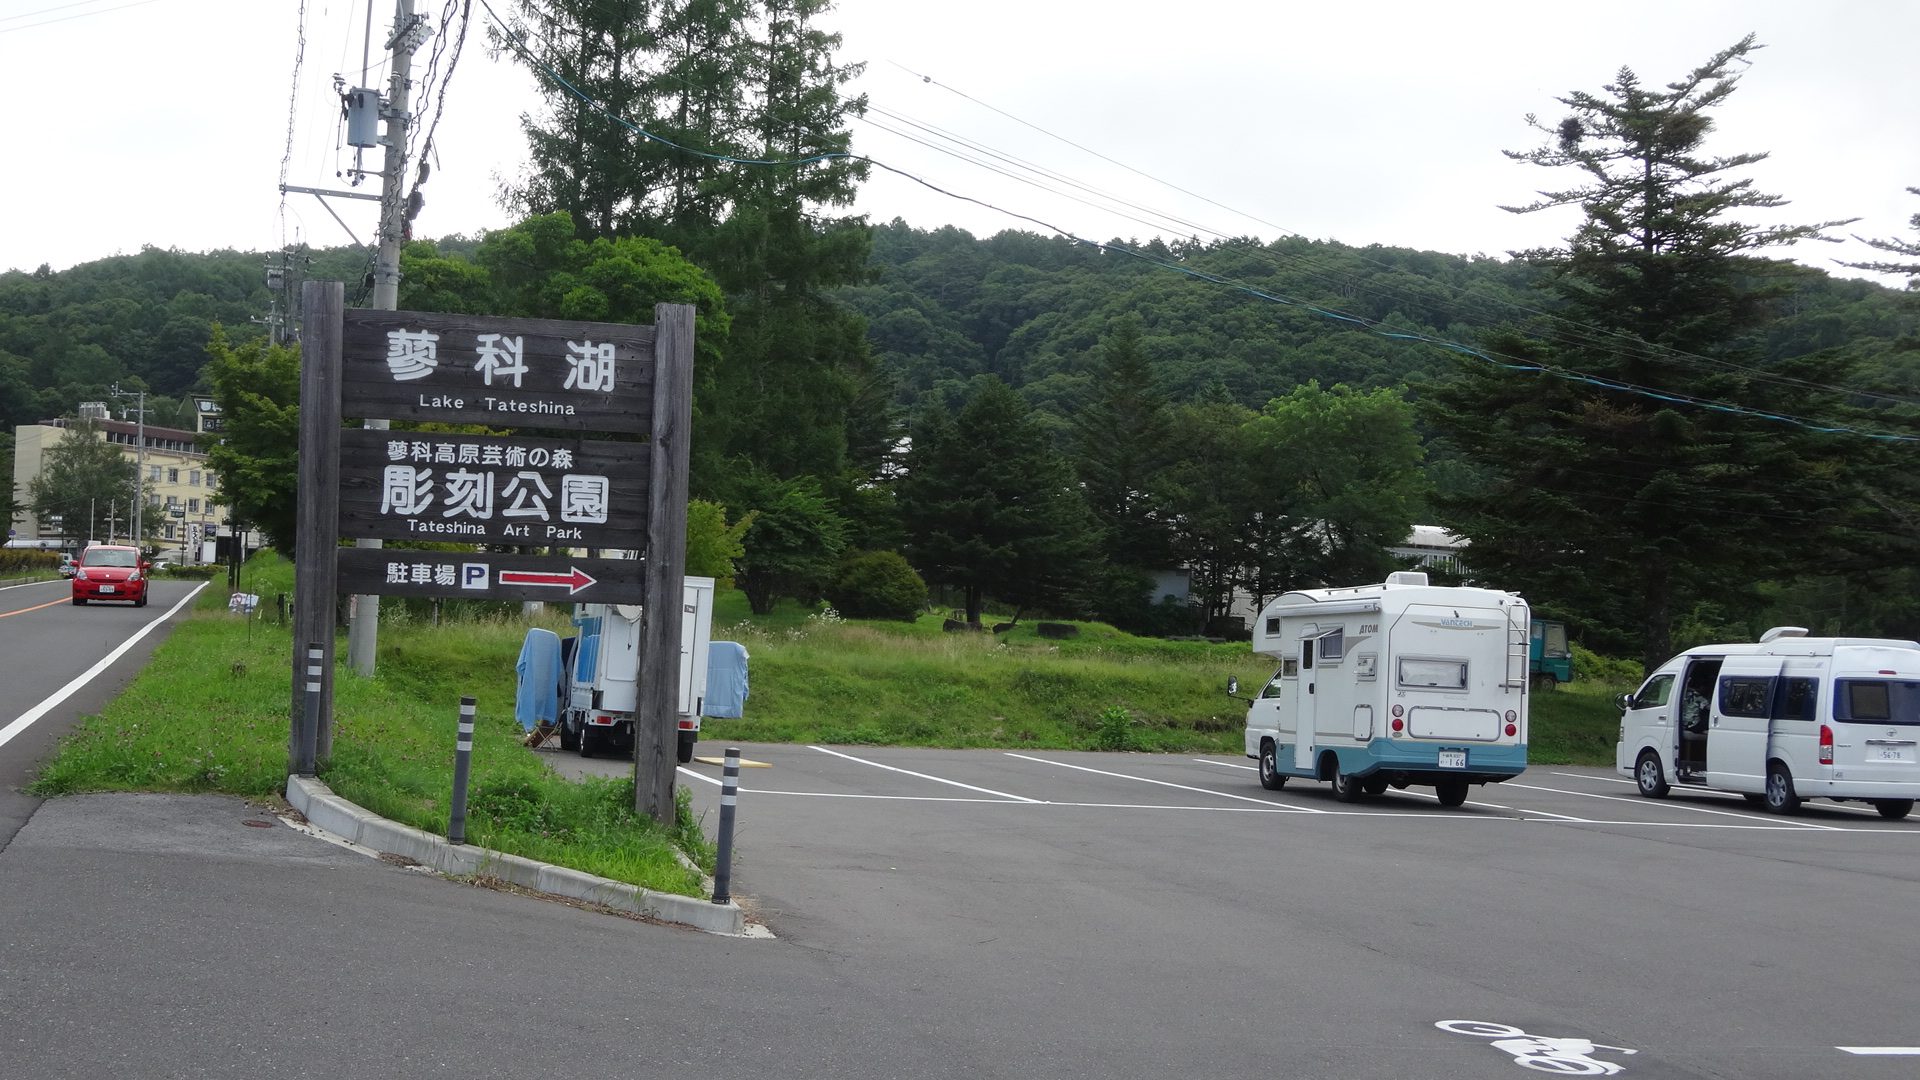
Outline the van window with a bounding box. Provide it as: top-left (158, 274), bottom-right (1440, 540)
top-left (1318, 629), bottom-right (1344, 662)
top-left (1772, 678), bottom-right (1818, 722)
top-left (1543, 623), bottom-right (1570, 658)
top-left (1719, 677), bottom-right (1773, 719)
top-left (1261, 670), bottom-right (1286, 699)
top-left (1631, 674), bottom-right (1674, 709)
top-left (1834, 680), bottom-right (1920, 725)
top-left (1399, 658), bottom-right (1467, 689)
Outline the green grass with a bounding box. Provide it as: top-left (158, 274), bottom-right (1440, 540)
top-left (1530, 679), bottom-right (1632, 766)
top-left (30, 552), bottom-right (709, 897)
top-left (703, 603), bottom-right (1272, 753)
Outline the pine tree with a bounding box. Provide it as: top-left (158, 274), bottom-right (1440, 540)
top-left (1421, 37), bottom-right (1869, 669)
top-left (898, 377), bottom-right (1098, 625)
top-left (1070, 316), bottom-right (1173, 571)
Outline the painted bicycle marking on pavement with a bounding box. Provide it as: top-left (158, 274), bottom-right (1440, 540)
top-left (1437, 1020), bottom-right (1637, 1075)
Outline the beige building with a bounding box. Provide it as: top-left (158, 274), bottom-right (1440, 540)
top-left (9, 402), bottom-right (234, 563)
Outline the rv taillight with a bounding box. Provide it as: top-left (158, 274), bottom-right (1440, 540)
top-left (1820, 725), bottom-right (1834, 765)
top-left (1505, 724), bottom-right (1518, 737)
top-left (1391, 705), bottom-right (1404, 718)
top-left (1390, 718), bottom-right (1404, 733)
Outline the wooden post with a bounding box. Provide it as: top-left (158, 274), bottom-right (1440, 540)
top-left (636, 303), bottom-right (695, 823)
top-left (290, 280), bottom-right (343, 773)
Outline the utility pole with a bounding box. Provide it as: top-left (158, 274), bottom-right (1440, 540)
top-left (111, 385), bottom-right (147, 554)
top-left (347, 0), bottom-right (430, 677)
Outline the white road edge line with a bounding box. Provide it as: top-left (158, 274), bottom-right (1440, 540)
top-left (1195, 758), bottom-right (1258, 771)
top-left (1838, 1047), bottom-right (1920, 1055)
top-left (0, 582), bottom-right (207, 751)
top-left (808, 745), bottom-right (1043, 802)
top-left (0, 578), bottom-right (63, 593)
top-left (1004, 751), bottom-right (1326, 813)
top-left (1503, 780), bottom-right (1844, 831)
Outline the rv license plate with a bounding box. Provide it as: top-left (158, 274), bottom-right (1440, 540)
top-left (1872, 745), bottom-right (1913, 762)
top-left (99, 586), bottom-right (115, 593)
top-left (1438, 749), bottom-right (1467, 769)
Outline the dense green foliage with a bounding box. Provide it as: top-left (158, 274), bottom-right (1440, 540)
top-left (827, 548), bottom-right (927, 619)
top-left (199, 327), bottom-right (301, 554)
top-left (1422, 37), bottom-right (1915, 669)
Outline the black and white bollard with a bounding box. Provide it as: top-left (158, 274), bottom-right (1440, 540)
top-left (449, 696), bottom-right (475, 844)
top-left (713, 746), bottom-right (740, 905)
top-left (294, 642), bottom-right (322, 776)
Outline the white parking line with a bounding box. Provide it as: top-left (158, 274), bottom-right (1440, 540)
top-left (1558, 771), bottom-right (1893, 817)
top-left (1838, 1047), bottom-right (1920, 1055)
top-left (808, 745), bottom-right (1043, 802)
top-left (1197, 758), bottom-right (1258, 771)
top-left (0, 582), bottom-right (206, 751)
top-left (1004, 752), bottom-right (1327, 813)
top-left (1504, 780), bottom-right (1844, 830)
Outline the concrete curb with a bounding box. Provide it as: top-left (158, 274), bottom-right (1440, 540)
top-left (284, 775), bottom-right (747, 936)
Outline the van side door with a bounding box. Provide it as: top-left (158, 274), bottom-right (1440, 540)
top-left (1707, 655), bottom-right (1784, 793)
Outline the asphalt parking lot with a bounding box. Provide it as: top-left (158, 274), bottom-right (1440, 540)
top-left (616, 743), bottom-right (1920, 1079)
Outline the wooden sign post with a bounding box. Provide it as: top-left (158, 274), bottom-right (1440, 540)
top-left (289, 292), bottom-right (694, 823)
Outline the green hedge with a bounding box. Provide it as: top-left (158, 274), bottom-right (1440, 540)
top-left (0, 550), bottom-right (60, 574)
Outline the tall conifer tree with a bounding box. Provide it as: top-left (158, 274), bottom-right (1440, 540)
top-left (1421, 37), bottom-right (1868, 669)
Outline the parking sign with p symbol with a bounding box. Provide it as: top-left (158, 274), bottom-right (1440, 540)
top-left (461, 563), bottom-right (489, 590)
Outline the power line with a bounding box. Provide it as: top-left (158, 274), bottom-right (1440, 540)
top-left (476, 0), bottom-right (1920, 445)
top-left (0, 0), bottom-right (163, 33)
top-left (880, 62), bottom-right (1920, 410)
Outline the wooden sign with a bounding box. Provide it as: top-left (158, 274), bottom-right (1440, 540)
top-left (337, 547), bottom-right (646, 604)
top-left (337, 429), bottom-right (649, 549)
top-left (340, 309), bottom-right (655, 432)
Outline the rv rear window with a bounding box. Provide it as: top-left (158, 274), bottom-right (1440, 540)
top-left (1835, 680), bottom-right (1920, 725)
top-left (1398, 658), bottom-right (1467, 689)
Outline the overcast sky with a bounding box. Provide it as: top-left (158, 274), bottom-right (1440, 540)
top-left (2, 0), bottom-right (1915, 288)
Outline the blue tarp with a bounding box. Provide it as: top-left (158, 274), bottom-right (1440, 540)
top-left (515, 628), bottom-right (561, 731)
top-left (703, 641), bottom-right (750, 718)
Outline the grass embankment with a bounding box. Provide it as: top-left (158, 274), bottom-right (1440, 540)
top-left (30, 553), bottom-right (710, 897)
top-left (698, 592), bottom-right (1627, 765)
top-left (699, 593), bottom-right (1272, 753)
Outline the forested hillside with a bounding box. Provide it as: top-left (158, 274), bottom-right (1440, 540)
top-left (845, 221), bottom-right (1919, 423)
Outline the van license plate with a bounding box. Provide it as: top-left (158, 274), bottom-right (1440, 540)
top-left (1438, 750), bottom-right (1467, 769)
top-left (1872, 745), bottom-right (1912, 762)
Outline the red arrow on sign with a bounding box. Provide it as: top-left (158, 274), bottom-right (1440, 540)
top-left (496, 566), bottom-right (598, 595)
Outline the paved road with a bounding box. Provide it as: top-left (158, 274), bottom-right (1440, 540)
top-left (5, 719), bottom-right (1918, 1076)
top-left (0, 577), bottom-right (204, 850)
top-left (563, 741), bottom-right (1920, 1078)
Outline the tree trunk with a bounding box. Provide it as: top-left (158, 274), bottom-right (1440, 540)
top-left (1641, 557), bottom-right (1673, 675)
top-left (743, 568), bottom-right (775, 615)
top-left (965, 583), bottom-right (983, 627)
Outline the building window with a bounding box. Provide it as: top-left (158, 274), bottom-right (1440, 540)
top-left (165, 523), bottom-right (176, 539)
top-left (205, 471), bottom-right (216, 489)
top-left (188, 498), bottom-right (200, 513)
top-left (150, 465), bottom-right (162, 482)
top-left (189, 470), bottom-right (201, 486)
top-left (167, 468), bottom-right (179, 483)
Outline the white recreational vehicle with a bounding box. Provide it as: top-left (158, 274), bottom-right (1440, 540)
top-left (1241, 572), bottom-right (1531, 806)
top-left (1616, 628), bottom-right (1920, 819)
top-left (560, 577), bottom-right (717, 762)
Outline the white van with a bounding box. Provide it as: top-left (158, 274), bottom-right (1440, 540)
top-left (1241, 572), bottom-right (1531, 807)
top-left (1616, 627), bottom-right (1920, 819)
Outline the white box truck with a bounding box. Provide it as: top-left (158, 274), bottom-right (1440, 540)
top-left (1617, 626), bottom-right (1920, 818)
top-left (560, 576), bottom-right (715, 762)
top-left (1241, 571), bottom-right (1531, 806)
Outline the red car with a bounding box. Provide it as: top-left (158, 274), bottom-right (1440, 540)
top-left (71, 545), bottom-right (150, 607)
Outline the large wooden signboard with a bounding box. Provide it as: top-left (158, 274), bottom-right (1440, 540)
top-left (340, 310), bottom-right (654, 431)
top-left (337, 429), bottom-right (649, 550)
top-left (336, 548), bottom-right (646, 604)
top-left (293, 286), bottom-right (695, 821)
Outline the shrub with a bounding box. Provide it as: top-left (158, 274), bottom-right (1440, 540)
top-left (1093, 704), bottom-right (1139, 751)
top-left (0, 550), bottom-right (60, 575)
top-left (1571, 643), bottom-right (1643, 684)
top-left (827, 550), bottom-right (928, 621)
